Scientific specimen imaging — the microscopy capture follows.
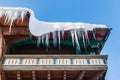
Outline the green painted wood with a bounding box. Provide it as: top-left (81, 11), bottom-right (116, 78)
top-left (19, 58), bottom-right (23, 64)
top-left (53, 57), bottom-right (56, 64)
top-left (2, 58), bottom-right (5, 64)
top-left (29, 32), bottom-right (32, 39)
top-left (76, 47), bottom-right (80, 55)
top-left (36, 58), bottom-right (39, 64)
top-left (103, 59), bottom-right (107, 64)
top-left (70, 58), bottom-right (73, 64)
top-left (87, 59), bottom-right (90, 64)
top-left (11, 29), bottom-right (111, 55)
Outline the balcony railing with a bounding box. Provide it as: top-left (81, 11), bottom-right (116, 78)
top-left (1, 55), bottom-right (107, 70)
top-left (2, 55), bottom-right (107, 66)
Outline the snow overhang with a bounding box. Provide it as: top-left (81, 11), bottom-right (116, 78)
top-left (0, 7), bottom-right (109, 36)
top-left (0, 7), bottom-right (112, 54)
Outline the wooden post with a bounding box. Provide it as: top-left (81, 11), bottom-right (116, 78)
top-left (63, 71), bottom-right (67, 80)
top-left (0, 30), bottom-right (3, 75)
top-left (1, 71), bottom-right (6, 80)
top-left (32, 71), bottom-right (36, 80)
top-left (76, 71), bottom-right (86, 80)
top-left (0, 29), bottom-right (3, 61)
top-left (0, 73), bottom-right (2, 80)
top-left (17, 71), bottom-right (21, 80)
top-left (47, 71), bottom-right (51, 80)
top-left (91, 71), bottom-right (106, 80)
top-left (0, 29), bottom-right (7, 61)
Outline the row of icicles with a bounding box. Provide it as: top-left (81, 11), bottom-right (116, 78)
top-left (0, 8), bottom-right (96, 53)
top-left (37, 28), bottom-right (95, 52)
top-left (0, 9), bottom-right (28, 33)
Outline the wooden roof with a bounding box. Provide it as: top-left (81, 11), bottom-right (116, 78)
top-left (0, 11), bottom-right (111, 55)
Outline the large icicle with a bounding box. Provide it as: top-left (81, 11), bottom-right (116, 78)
top-left (58, 31), bottom-right (61, 49)
top-left (42, 35), bottom-right (45, 45)
top-left (62, 30), bottom-right (65, 40)
top-left (76, 29), bottom-right (81, 40)
top-left (70, 30), bottom-right (75, 47)
top-left (52, 31), bottom-right (57, 47)
top-left (20, 11), bottom-right (27, 22)
top-left (74, 30), bottom-right (81, 52)
top-left (81, 31), bottom-right (87, 52)
top-left (37, 36), bottom-right (41, 47)
top-left (45, 34), bottom-right (49, 48)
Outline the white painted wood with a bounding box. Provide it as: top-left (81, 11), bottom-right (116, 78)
top-left (73, 59), bottom-right (87, 65)
top-left (89, 59), bottom-right (105, 65)
top-left (3, 58), bottom-right (106, 66)
top-left (4, 59), bottom-right (19, 65)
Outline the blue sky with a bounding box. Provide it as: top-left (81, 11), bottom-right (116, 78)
top-left (0, 0), bottom-right (119, 80)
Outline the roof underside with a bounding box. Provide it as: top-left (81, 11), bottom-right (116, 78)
top-left (2, 70), bottom-right (106, 80)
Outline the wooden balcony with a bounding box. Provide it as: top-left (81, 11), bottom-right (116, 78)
top-left (2, 55), bottom-right (107, 70)
top-left (1, 55), bottom-right (107, 80)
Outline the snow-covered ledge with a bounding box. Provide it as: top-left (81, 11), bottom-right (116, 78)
top-left (0, 7), bottom-right (108, 51)
top-left (0, 7), bottom-right (106, 36)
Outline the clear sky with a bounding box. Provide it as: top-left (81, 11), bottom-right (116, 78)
top-left (0, 0), bottom-right (119, 80)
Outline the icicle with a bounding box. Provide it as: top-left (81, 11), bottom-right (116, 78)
top-left (62, 30), bottom-right (64, 40)
top-left (4, 10), bottom-right (12, 24)
top-left (52, 31), bottom-right (57, 47)
top-left (0, 11), bottom-right (2, 17)
top-left (5, 11), bottom-right (14, 34)
top-left (84, 29), bottom-right (89, 43)
top-left (42, 35), bottom-right (45, 44)
top-left (45, 34), bottom-right (49, 48)
top-left (70, 30), bottom-right (75, 47)
top-left (21, 11), bottom-right (27, 22)
top-left (81, 31), bottom-right (87, 52)
top-left (58, 31), bottom-right (61, 49)
top-left (37, 36), bottom-right (41, 47)
top-left (92, 31), bottom-right (96, 40)
top-left (9, 20), bottom-right (14, 34)
top-left (77, 29), bottom-right (81, 40)
top-left (0, 10), bottom-right (5, 18)
top-left (74, 30), bottom-right (81, 52)
top-left (13, 11), bottom-right (20, 20)
top-left (83, 24), bottom-right (90, 43)
top-left (0, 9), bottom-right (27, 34)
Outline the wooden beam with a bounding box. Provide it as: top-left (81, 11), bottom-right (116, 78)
top-left (76, 71), bottom-right (86, 80)
top-left (0, 29), bottom-right (7, 60)
top-left (17, 71), bottom-right (21, 80)
top-left (32, 71), bottom-right (36, 80)
top-left (91, 71), bottom-right (106, 80)
top-left (1, 71), bottom-right (6, 80)
top-left (0, 73), bottom-right (1, 80)
top-left (0, 27), bottom-right (29, 36)
top-left (0, 29), bottom-right (3, 60)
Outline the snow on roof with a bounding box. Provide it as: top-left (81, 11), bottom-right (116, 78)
top-left (0, 7), bottom-right (107, 36)
top-left (0, 7), bottom-right (108, 51)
